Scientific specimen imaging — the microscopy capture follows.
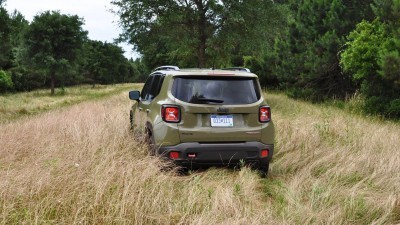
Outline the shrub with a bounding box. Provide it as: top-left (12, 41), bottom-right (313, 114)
top-left (388, 99), bottom-right (400, 118)
top-left (0, 70), bottom-right (14, 93)
top-left (364, 96), bottom-right (387, 116)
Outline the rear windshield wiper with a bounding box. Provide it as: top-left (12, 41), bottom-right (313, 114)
top-left (191, 97), bottom-right (224, 103)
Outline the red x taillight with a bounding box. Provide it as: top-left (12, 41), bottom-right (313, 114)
top-left (259, 106), bottom-right (271, 123)
top-left (161, 105), bottom-right (180, 123)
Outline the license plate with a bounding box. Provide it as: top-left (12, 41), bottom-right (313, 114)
top-left (211, 115), bottom-right (233, 127)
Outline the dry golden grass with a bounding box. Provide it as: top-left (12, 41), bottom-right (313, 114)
top-left (0, 84), bottom-right (133, 123)
top-left (0, 91), bottom-right (270, 224)
top-left (267, 93), bottom-right (400, 224)
top-left (0, 90), bottom-right (399, 224)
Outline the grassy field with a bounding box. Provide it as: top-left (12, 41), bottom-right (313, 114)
top-left (0, 87), bottom-right (399, 224)
top-left (0, 84), bottom-right (135, 123)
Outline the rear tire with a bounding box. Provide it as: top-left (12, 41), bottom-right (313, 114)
top-left (257, 163), bottom-right (269, 178)
top-left (146, 131), bottom-right (156, 156)
top-left (129, 111), bottom-right (134, 131)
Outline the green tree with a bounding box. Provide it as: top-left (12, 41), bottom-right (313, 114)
top-left (372, 0), bottom-right (400, 90)
top-left (82, 40), bottom-right (132, 86)
top-left (9, 10), bottom-right (29, 53)
top-left (341, 0), bottom-right (400, 117)
top-left (130, 58), bottom-right (149, 82)
top-left (0, 3), bottom-right (13, 70)
top-left (271, 0), bottom-right (374, 100)
top-left (82, 40), bottom-right (106, 87)
top-left (0, 2), bottom-right (30, 90)
top-left (23, 11), bottom-right (87, 95)
top-left (112, 0), bottom-right (285, 68)
top-left (341, 20), bottom-right (383, 81)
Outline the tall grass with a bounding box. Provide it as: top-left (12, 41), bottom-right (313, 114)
top-left (0, 92), bottom-right (269, 224)
top-left (0, 90), bottom-right (399, 224)
top-left (266, 93), bottom-right (400, 224)
top-left (0, 84), bottom-right (135, 123)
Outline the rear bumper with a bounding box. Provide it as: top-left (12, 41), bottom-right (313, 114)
top-left (158, 142), bottom-right (274, 169)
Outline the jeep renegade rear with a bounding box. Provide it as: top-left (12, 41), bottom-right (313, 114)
top-left (129, 66), bottom-right (275, 176)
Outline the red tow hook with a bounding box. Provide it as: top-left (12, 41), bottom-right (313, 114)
top-left (188, 153), bottom-right (197, 158)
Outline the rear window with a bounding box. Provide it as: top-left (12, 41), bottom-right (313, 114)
top-left (172, 77), bottom-right (261, 105)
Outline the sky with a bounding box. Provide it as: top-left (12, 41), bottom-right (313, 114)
top-left (4, 0), bottom-right (138, 59)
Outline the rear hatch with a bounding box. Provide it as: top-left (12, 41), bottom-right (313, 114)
top-left (172, 76), bottom-right (263, 143)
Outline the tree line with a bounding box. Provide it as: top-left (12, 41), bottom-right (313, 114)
top-left (1, 0), bottom-right (399, 118)
top-left (0, 0), bottom-right (147, 95)
top-left (112, 0), bottom-right (400, 118)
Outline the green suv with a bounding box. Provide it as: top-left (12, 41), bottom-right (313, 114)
top-left (129, 66), bottom-right (275, 175)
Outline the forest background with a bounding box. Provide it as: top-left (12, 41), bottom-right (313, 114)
top-left (1, 0), bottom-right (399, 118)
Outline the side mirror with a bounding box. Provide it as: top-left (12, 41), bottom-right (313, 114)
top-left (129, 91), bottom-right (141, 101)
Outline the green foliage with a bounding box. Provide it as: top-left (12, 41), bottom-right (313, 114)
top-left (364, 96), bottom-right (387, 115)
top-left (0, 6), bottom-right (29, 71)
top-left (82, 40), bottom-right (134, 86)
top-left (372, 0), bottom-right (400, 25)
top-left (270, 0), bottom-right (374, 101)
top-left (341, 20), bottom-right (383, 80)
top-left (1, 0), bottom-right (399, 119)
top-left (9, 10), bottom-right (29, 52)
top-left (130, 58), bottom-right (149, 82)
top-left (112, 0), bottom-right (286, 68)
top-left (388, 99), bottom-right (400, 117)
top-left (23, 11), bottom-right (88, 95)
top-left (340, 0), bottom-right (400, 118)
top-left (0, 69), bottom-right (13, 92)
top-left (243, 55), bottom-right (279, 88)
top-left (9, 66), bottom-right (46, 92)
top-left (0, 3), bottom-right (140, 94)
top-left (0, 6), bottom-right (13, 70)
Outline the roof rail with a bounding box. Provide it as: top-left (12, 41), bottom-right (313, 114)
top-left (153, 65), bottom-right (180, 72)
top-left (221, 67), bottom-right (251, 73)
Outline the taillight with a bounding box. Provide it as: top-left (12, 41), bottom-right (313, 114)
top-left (161, 105), bottom-right (180, 123)
top-left (169, 151), bottom-right (180, 159)
top-left (261, 149), bottom-right (269, 158)
top-left (259, 106), bottom-right (271, 122)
